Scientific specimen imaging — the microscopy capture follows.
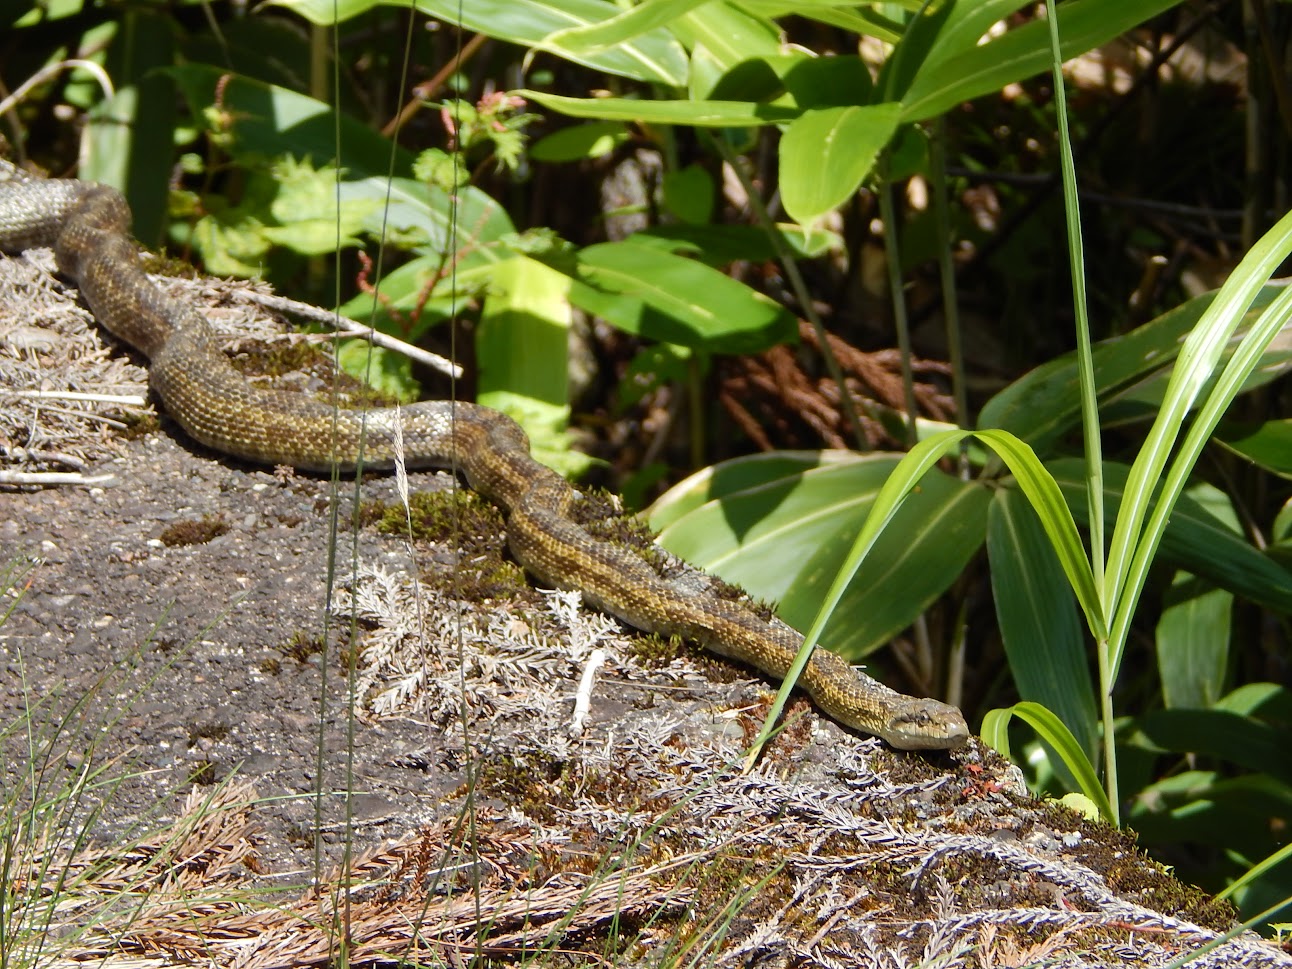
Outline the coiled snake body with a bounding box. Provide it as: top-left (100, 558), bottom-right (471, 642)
top-left (0, 168), bottom-right (968, 750)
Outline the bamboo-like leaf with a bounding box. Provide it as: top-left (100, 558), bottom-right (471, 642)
top-left (1127, 709), bottom-right (1292, 786)
top-left (567, 241), bottom-right (798, 353)
top-left (987, 490), bottom-right (1098, 760)
top-left (779, 104), bottom-right (901, 229)
top-left (738, 0), bottom-right (904, 44)
top-left (1107, 222), bottom-right (1292, 677)
top-left (651, 453), bottom-right (986, 656)
top-left (672, 1), bottom-right (781, 76)
top-left (272, 0), bottom-right (689, 85)
top-left (981, 702), bottom-right (1114, 822)
top-left (1215, 419), bottom-right (1292, 478)
top-left (1155, 573), bottom-right (1231, 711)
top-left (900, 0), bottom-right (1184, 122)
top-left (530, 121), bottom-right (631, 162)
top-left (541, 0), bottom-right (695, 54)
top-left (976, 430), bottom-right (1105, 638)
top-left (517, 90), bottom-right (799, 126)
top-left (647, 450), bottom-right (859, 531)
top-left (1049, 458), bottom-right (1292, 615)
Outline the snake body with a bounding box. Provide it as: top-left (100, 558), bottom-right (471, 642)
top-left (0, 169), bottom-right (968, 750)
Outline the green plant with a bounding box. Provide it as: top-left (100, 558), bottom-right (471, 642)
top-left (7, 0), bottom-right (1291, 933)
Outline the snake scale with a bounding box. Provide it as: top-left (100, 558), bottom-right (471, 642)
top-left (0, 166), bottom-right (968, 750)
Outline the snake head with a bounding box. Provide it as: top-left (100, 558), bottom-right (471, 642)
top-left (884, 699), bottom-right (970, 750)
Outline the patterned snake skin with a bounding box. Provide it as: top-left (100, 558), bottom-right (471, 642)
top-left (0, 166), bottom-right (968, 750)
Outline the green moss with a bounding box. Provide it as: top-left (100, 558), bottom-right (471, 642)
top-left (119, 410), bottom-right (161, 441)
top-left (227, 340), bottom-right (398, 410)
top-left (277, 629), bottom-right (325, 663)
top-left (186, 719), bottom-right (229, 744)
top-left (363, 489), bottom-right (528, 602)
top-left (140, 252), bottom-right (201, 279)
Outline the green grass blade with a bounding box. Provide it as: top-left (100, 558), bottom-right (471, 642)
top-left (746, 428), bottom-right (1101, 762)
top-left (1104, 208), bottom-right (1292, 620)
top-left (987, 490), bottom-right (1099, 761)
top-left (1108, 235), bottom-right (1292, 678)
top-left (977, 429), bottom-right (1105, 638)
top-left (981, 701), bottom-right (1115, 823)
top-left (1215, 840), bottom-right (1292, 902)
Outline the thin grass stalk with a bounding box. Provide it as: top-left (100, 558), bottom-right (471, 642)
top-left (705, 132), bottom-right (870, 451)
top-left (877, 170), bottom-right (920, 447)
top-left (1043, 0), bottom-right (1115, 817)
top-left (928, 121), bottom-right (969, 441)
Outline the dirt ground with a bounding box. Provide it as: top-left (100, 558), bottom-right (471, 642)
top-left (3, 249), bottom-right (1291, 967)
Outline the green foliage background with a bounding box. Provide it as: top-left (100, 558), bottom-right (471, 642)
top-left (4, 0), bottom-right (1292, 930)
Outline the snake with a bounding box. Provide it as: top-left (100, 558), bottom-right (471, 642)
top-left (0, 165), bottom-right (969, 750)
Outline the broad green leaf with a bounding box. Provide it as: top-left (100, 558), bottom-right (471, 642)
top-left (779, 54), bottom-right (875, 108)
top-left (338, 176), bottom-right (513, 259)
top-left (84, 10), bottom-right (175, 246)
top-left (1049, 458), bottom-right (1292, 615)
top-left (260, 159), bottom-right (375, 254)
top-left (771, 431), bottom-right (1100, 668)
top-left (169, 64), bottom-right (417, 177)
top-left (792, 475), bottom-right (987, 657)
top-left (272, 0), bottom-right (689, 86)
top-left (261, 0), bottom-right (380, 19)
top-left (542, 0), bottom-right (694, 53)
top-left (335, 341), bottom-right (417, 400)
top-left (1214, 682), bottom-right (1292, 720)
top-left (1216, 419), bottom-right (1292, 478)
top-left (477, 256), bottom-right (593, 476)
top-left (661, 164), bottom-right (714, 224)
top-left (978, 284), bottom-right (1290, 452)
top-left (530, 121), bottom-right (630, 162)
top-left (875, 0), bottom-right (957, 102)
top-left (703, 52), bottom-right (805, 103)
top-left (981, 701), bottom-right (1114, 822)
top-left (1155, 572), bottom-right (1231, 710)
top-left (518, 90), bottom-right (799, 126)
top-left (900, 0), bottom-right (1185, 123)
top-left (779, 103), bottom-right (902, 228)
top-left (336, 257), bottom-right (490, 337)
top-left (1128, 771), bottom-right (1292, 861)
top-left (1105, 312), bottom-right (1292, 421)
top-left (478, 256), bottom-right (571, 411)
top-left (987, 489), bottom-right (1098, 760)
top-left (918, 0), bottom-right (1035, 69)
top-left (629, 223), bottom-right (842, 263)
top-left (738, 0), bottom-right (904, 43)
top-left (567, 242), bottom-right (798, 354)
top-left (653, 452), bottom-right (986, 656)
top-left (673, 0), bottom-right (781, 78)
top-left (1126, 709), bottom-right (1292, 786)
top-left (647, 450), bottom-right (859, 531)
